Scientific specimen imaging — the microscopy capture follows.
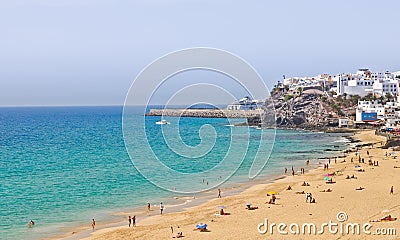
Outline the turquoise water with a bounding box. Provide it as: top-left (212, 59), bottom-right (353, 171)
top-left (0, 106), bottom-right (348, 239)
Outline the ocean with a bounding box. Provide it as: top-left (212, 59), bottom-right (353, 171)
top-left (0, 106), bottom-right (350, 239)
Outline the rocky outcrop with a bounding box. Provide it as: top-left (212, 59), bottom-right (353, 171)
top-left (263, 91), bottom-right (339, 129)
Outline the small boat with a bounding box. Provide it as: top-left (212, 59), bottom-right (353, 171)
top-left (156, 119), bottom-right (170, 125)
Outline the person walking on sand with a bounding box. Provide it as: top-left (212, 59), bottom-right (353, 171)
top-left (128, 216), bottom-right (131, 227)
top-left (91, 219), bottom-right (96, 230)
top-left (390, 186), bottom-right (394, 195)
top-left (147, 202), bottom-right (151, 211)
top-left (160, 202), bottom-right (164, 215)
top-left (218, 189), bottom-right (221, 198)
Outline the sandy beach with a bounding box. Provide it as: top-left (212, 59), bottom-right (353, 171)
top-left (71, 130), bottom-right (399, 239)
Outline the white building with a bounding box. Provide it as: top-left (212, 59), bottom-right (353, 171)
top-left (372, 78), bottom-right (399, 96)
top-left (338, 118), bottom-right (349, 127)
top-left (334, 69), bottom-right (398, 97)
top-left (226, 96), bottom-right (263, 110)
top-left (356, 100), bottom-right (384, 122)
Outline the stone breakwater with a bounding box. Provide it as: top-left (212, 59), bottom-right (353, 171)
top-left (145, 109), bottom-right (263, 118)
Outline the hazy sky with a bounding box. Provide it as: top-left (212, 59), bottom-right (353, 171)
top-left (1, 0), bottom-right (399, 106)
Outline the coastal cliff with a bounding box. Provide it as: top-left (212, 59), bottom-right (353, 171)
top-left (263, 89), bottom-right (354, 129)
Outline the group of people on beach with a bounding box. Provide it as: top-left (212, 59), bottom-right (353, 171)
top-left (267, 194), bottom-right (277, 204)
top-left (171, 226), bottom-right (183, 238)
top-left (128, 215), bottom-right (136, 227)
top-left (323, 163), bottom-right (329, 170)
top-left (305, 192), bottom-right (316, 203)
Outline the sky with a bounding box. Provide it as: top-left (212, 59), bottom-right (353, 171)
top-left (0, 0), bottom-right (399, 106)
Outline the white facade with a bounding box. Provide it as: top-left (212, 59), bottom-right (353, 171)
top-left (356, 100), bottom-right (384, 122)
top-left (373, 78), bottom-right (399, 96)
top-left (338, 118), bottom-right (349, 127)
top-left (334, 69), bottom-right (398, 97)
top-left (227, 96), bottom-right (263, 110)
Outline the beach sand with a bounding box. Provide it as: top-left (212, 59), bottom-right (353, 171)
top-left (74, 130), bottom-right (399, 239)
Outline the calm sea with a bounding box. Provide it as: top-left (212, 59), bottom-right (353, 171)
top-left (0, 106), bottom-right (349, 239)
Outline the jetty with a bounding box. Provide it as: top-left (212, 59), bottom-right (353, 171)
top-left (145, 108), bottom-right (264, 119)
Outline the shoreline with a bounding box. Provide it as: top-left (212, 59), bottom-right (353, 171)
top-left (54, 132), bottom-right (357, 239)
top-left (56, 160), bottom-right (327, 240)
top-left (78, 129), bottom-right (400, 239)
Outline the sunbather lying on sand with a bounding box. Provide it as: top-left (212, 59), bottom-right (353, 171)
top-left (296, 191), bottom-right (305, 194)
top-left (370, 215), bottom-right (397, 222)
top-left (320, 189), bottom-right (332, 192)
top-left (245, 203), bottom-right (258, 210)
top-left (356, 187), bottom-right (365, 190)
top-left (381, 215), bottom-right (397, 221)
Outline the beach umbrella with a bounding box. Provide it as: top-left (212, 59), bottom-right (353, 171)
top-left (324, 176), bottom-right (331, 181)
top-left (382, 209), bottom-right (390, 213)
top-left (267, 191), bottom-right (277, 195)
top-left (324, 173), bottom-right (333, 177)
top-left (196, 223), bottom-right (207, 229)
top-left (217, 206), bottom-right (225, 209)
top-left (355, 165), bottom-right (361, 168)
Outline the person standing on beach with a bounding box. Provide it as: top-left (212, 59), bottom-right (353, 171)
top-left (160, 202), bottom-right (164, 215)
top-left (91, 219), bottom-right (96, 230)
top-left (128, 216), bottom-right (131, 227)
top-left (147, 202), bottom-right (151, 211)
top-left (218, 189), bottom-right (221, 198)
top-left (285, 168), bottom-right (287, 174)
top-left (390, 186), bottom-right (394, 195)
top-left (132, 215), bottom-right (136, 227)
